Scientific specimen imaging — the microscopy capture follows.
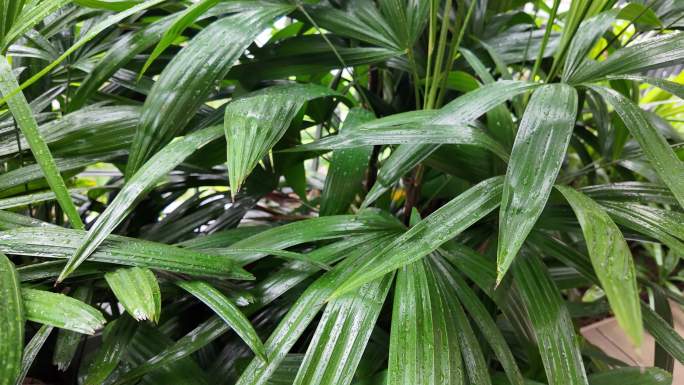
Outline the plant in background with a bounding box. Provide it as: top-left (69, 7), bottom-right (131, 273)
top-left (0, 0), bottom-right (683, 384)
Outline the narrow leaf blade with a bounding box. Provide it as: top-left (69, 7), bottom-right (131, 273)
top-left (497, 84), bottom-right (578, 283)
top-left (0, 253), bottom-right (23, 385)
top-left (105, 267), bottom-right (161, 322)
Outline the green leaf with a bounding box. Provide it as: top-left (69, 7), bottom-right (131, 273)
top-left (0, 227), bottom-right (251, 278)
top-left (107, 237), bottom-right (387, 385)
top-left (225, 83), bottom-right (340, 195)
top-left (52, 286), bottom-right (91, 370)
top-left (496, 84), bottom-right (578, 283)
top-left (21, 288), bottom-right (106, 334)
top-left (581, 182), bottom-right (677, 205)
top-left (176, 280), bottom-right (265, 360)
top-left (378, 0), bottom-right (429, 49)
top-left (0, 55), bottom-right (83, 229)
top-left (433, 257), bottom-right (524, 385)
top-left (139, 0), bottom-right (220, 78)
top-left (364, 81), bottom-right (536, 206)
top-left (69, 17), bottom-right (172, 110)
top-left (236, 236), bottom-right (393, 385)
top-left (561, 10), bottom-right (619, 82)
top-left (512, 254), bottom-right (588, 385)
top-left (570, 33), bottom-right (684, 83)
top-left (588, 367), bottom-right (671, 385)
top-left (291, 123), bottom-right (509, 161)
top-left (105, 267), bottom-right (161, 322)
top-left (293, 272), bottom-right (393, 385)
top-left (388, 259), bottom-right (464, 385)
top-left (332, 176), bottom-right (504, 297)
top-left (302, 2), bottom-right (402, 51)
top-left (82, 316), bottom-right (138, 385)
top-left (74, 0), bottom-right (142, 11)
top-left (58, 124), bottom-right (225, 282)
top-left (432, 258), bottom-right (491, 385)
top-left (556, 186), bottom-right (643, 347)
top-left (14, 324), bottom-right (52, 385)
top-left (227, 210), bottom-right (402, 265)
top-left (642, 303), bottom-right (684, 364)
top-left (0, 106), bottom-right (139, 157)
top-left (606, 75), bottom-right (684, 100)
top-left (531, 233), bottom-right (684, 365)
top-left (460, 48), bottom-right (516, 149)
top-left (588, 85), bottom-right (684, 208)
top-left (0, 209), bottom-right (57, 231)
top-left (1, 0), bottom-right (71, 50)
top-left (599, 201), bottom-right (684, 256)
top-left (125, 4), bottom-right (293, 176)
top-left (0, 153), bottom-right (121, 192)
top-left (617, 3), bottom-right (662, 27)
top-left (0, 253), bottom-right (23, 385)
top-left (0, 0), bottom-right (167, 104)
top-left (319, 108), bottom-right (374, 216)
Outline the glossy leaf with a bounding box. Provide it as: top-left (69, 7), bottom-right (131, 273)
top-left (21, 288), bottom-right (106, 334)
top-left (333, 176), bottom-right (504, 297)
top-left (642, 303), bottom-right (684, 364)
top-left (0, 227), bottom-right (251, 278)
top-left (0, 55), bottom-right (83, 229)
top-left (52, 286), bottom-right (91, 370)
top-left (105, 267), bottom-right (161, 322)
top-left (513, 254), bottom-right (588, 385)
top-left (236, 237), bottom-right (393, 385)
top-left (225, 83), bottom-right (340, 195)
top-left (497, 84), bottom-right (578, 283)
top-left (364, 81), bottom-right (536, 206)
top-left (588, 367), bottom-right (671, 385)
top-left (599, 201), bottom-right (684, 256)
top-left (14, 324), bottom-right (52, 385)
top-left (227, 210), bottom-right (402, 265)
top-left (557, 186), bottom-right (643, 347)
top-left (176, 280), bottom-right (265, 360)
top-left (319, 107), bottom-right (374, 216)
top-left (388, 259), bottom-right (464, 385)
top-left (139, 0), bottom-right (220, 78)
top-left (292, 123), bottom-right (509, 161)
top-left (0, 0), bottom-right (167, 104)
top-left (58, 125), bottom-right (225, 282)
top-left (0, 253), bottom-right (23, 385)
top-left (571, 33), bottom-right (684, 83)
top-left (126, 4), bottom-right (293, 176)
top-left (433, 256), bottom-right (524, 385)
top-left (82, 316), bottom-right (138, 385)
top-left (106, 236), bottom-right (391, 385)
top-left (1, 0), bottom-right (71, 50)
top-left (69, 17), bottom-right (173, 110)
top-left (293, 273), bottom-right (393, 385)
top-left (589, 85), bottom-right (684, 208)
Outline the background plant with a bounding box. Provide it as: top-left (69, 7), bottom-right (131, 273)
top-left (0, 0), bottom-right (683, 384)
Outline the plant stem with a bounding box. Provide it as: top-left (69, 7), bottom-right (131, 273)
top-left (530, 0), bottom-right (560, 83)
top-left (425, 0), bottom-right (453, 109)
top-left (436, 0), bottom-right (477, 107)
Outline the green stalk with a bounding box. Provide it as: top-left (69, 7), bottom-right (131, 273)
top-left (530, 0), bottom-right (560, 83)
top-left (435, 0), bottom-right (477, 107)
top-left (425, 0), bottom-right (453, 109)
top-left (423, 0), bottom-right (439, 108)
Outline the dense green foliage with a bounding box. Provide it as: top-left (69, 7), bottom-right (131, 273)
top-left (0, 0), bottom-right (683, 384)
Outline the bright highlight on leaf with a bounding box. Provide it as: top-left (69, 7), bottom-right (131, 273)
top-left (105, 267), bottom-right (161, 322)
